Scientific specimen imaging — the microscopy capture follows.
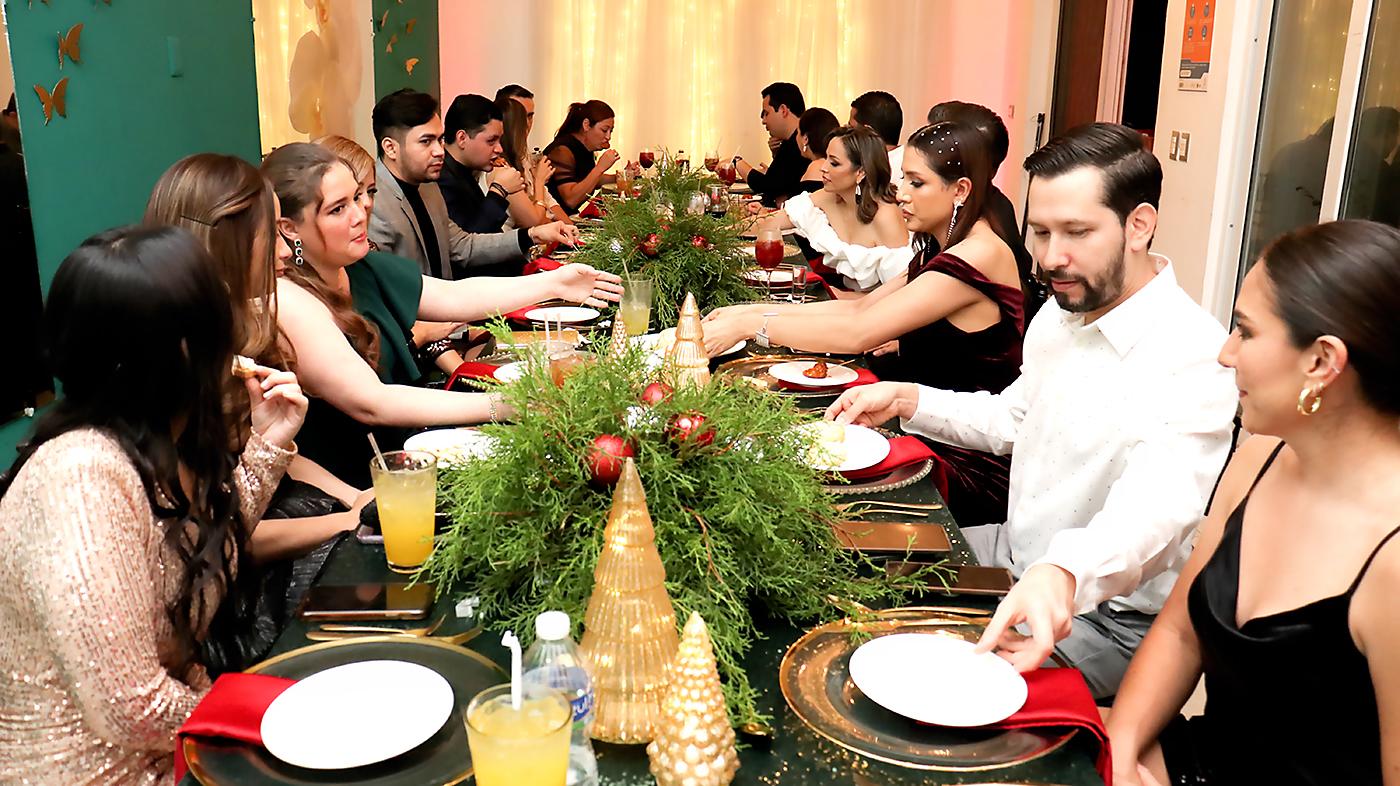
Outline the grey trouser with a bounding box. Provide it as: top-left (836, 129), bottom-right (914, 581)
top-left (962, 523), bottom-right (1155, 700)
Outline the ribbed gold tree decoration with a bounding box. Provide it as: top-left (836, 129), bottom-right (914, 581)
top-left (608, 309), bottom-right (631, 356)
top-left (579, 457), bottom-right (680, 743)
top-left (647, 612), bottom-right (739, 786)
top-left (665, 292), bottom-right (711, 387)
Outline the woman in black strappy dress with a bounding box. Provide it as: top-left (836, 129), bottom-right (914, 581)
top-left (1106, 220), bottom-right (1400, 786)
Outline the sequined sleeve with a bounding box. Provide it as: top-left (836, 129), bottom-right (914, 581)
top-left (235, 429), bottom-right (296, 531)
top-left (18, 433), bottom-right (205, 751)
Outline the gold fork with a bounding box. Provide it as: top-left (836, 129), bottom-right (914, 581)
top-left (305, 627), bottom-right (483, 646)
top-left (836, 500), bottom-right (944, 512)
top-left (316, 616), bottom-right (445, 637)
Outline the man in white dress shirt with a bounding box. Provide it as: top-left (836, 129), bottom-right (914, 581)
top-left (827, 123), bottom-right (1238, 697)
top-left (850, 91), bottom-right (904, 189)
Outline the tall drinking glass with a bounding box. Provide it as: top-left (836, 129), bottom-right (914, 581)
top-left (369, 450), bottom-right (437, 573)
top-left (614, 167), bottom-right (633, 198)
top-left (704, 151), bottom-right (720, 172)
top-left (755, 227), bottom-right (784, 300)
top-left (619, 275), bottom-right (654, 336)
top-left (466, 683), bottom-right (572, 786)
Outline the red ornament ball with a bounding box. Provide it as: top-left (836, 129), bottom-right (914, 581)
top-left (640, 382), bottom-right (673, 407)
top-left (668, 411), bottom-right (714, 447)
top-left (640, 233), bottom-right (661, 257)
top-left (588, 434), bottom-right (634, 485)
top-left (690, 235), bottom-right (711, 250)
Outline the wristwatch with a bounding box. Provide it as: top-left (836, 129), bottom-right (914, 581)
top-left (754, 312), bottom-right (779, 349)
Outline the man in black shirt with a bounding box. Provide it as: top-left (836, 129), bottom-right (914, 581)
top-left (736, 82), bottom-right (806, 207)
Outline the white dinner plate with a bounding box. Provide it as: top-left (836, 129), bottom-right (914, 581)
top-left (261, 660), bottom-right (455, 770)
top-left (794, 422), bottom-right (890, 473)
top-left (634, 329), bottom-right (745, 358)
top-left (768, 360), bottom-right (858, 387)
top-left (848, 634), bottom-right (1028, 727)
top-left (523, 306), bottom-right (600, 324)
top-left (742, 268), bottom-right (794, 284)
top-left (404, 428), bottom-right (499, 467)
top-left (492, 361), bottom-right (527, 383)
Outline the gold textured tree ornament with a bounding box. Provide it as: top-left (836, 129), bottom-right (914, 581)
top-left (579, 457), bottom-right (680, 743)
top-left (665, 292), bottom-right (711, 387)
top-left (647, 612), bottom-right (739, 786)
top-left (608, 310), bottom-right (631, 356)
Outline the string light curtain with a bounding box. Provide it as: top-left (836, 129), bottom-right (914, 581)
top-left (442, 0), bottom-right (1042, 186)
top-left (252, 0), bottom-right (375, 155)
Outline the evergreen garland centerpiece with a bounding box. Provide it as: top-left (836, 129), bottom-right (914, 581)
top-left (424, 320), bottom-right (928, 726)
top-left (572, 160), bottom-right (755, 328)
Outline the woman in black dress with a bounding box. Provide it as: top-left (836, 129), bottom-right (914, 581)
top-left (1106, 220), bottom-right (1400, 786)
top-left (542, 100), bottom-right (635, 214)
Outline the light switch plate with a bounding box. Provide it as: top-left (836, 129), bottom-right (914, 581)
top-left (1180, 132), bottom-right (1191, 162)
top-left (1169, 131), bottom-right (1180, 161)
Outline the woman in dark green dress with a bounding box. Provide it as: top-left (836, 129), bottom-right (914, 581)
top-left (262, 143), bottom-right (623, 485)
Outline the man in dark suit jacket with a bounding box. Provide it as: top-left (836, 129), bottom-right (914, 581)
top-left (736, 82), bottom-right (807, 207)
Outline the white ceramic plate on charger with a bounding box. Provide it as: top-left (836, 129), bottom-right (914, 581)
top-left (794, 422), bottom-right (890, 473)
top-left (404, 428), bottom-right (499, 467)
top-left (848, 633), bottom-right (1027, 727)
top-left (260, 660), bottom-right (455, 769)
top-left (768, 360), bottom-right (858, 387)
top-left (523, 306), bottom-right (600, 324)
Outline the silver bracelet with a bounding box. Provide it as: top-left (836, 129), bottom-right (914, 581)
top-left (487, 392), bottom-right (500, 422)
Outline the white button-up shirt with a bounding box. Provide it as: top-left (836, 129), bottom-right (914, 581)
top-left (900, 260), bottom-right (1237, 615)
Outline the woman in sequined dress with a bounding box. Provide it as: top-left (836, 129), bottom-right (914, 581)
top-left (0, 226), bottom-right (305, 784)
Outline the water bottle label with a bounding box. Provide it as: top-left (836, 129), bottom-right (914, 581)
top-left (570, 686), bottom-right (594, 723)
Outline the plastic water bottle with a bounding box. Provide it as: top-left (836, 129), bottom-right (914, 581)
top-left (523, 611), bottom-right (598, 786)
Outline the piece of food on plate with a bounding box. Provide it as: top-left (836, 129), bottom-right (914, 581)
top-left (803, 360), bottom-right (830, 379)
top-left (803, 421), bottom-right (848, 467)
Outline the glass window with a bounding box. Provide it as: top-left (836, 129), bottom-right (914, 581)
top-left (1236, 1), bottom-right (1353, 290)
top-left (1340, 0), bottom-right (1400, 226)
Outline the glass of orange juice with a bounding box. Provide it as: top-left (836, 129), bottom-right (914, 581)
top-left (466, 683), bottom-right (572, 786)
top-left (369, 450), bottom-right (437, 573)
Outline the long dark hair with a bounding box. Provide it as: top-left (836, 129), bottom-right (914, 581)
top-left (828, 125), bottom-right (894, 224)
top-left (0, 226), bottom-right (246, 676)
top-left (904, 121), bottom-right (1010, 280)
top-left (798, 107), bottom-right (841, 158)
top-left (261, 142), bottom-right (381, 371)
top-left (499, 96), bottom-right (531, 173)
top-left (1260, 220), bottom-right (1400, 417)
top-left (554, 99), bottom-right (614, 140)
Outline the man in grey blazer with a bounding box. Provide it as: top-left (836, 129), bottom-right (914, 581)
top-left (369, 89), bottom-right (578, 280)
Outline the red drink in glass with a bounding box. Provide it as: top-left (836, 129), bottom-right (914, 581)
top-left (638, 151), bottom-right (656, 170)
top-left (704, 155), bottom-right (719, 172)
top-left (754, 240), bottom-right (784, 270)
top-left (716, 162), bottom-right (736, 185)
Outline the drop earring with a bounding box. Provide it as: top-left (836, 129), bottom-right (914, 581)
top-left (948, 201), bottom-right (963, 238)
top-left (293, 238), bottom-right (304, 266)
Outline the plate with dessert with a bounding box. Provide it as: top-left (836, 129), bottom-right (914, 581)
top-left (767, 359), bottom-right (858, 388)
top-left (794, 421), bottom-right (891, 473)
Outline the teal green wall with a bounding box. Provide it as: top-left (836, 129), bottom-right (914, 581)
top-left (373, 0), bottom-right (440, 100)
top-left (0, 0), bottom-right (262, 464)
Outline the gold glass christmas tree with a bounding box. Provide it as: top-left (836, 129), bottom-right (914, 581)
top-left (647, 612), bottom-right (739, 786)
top-left (608, 310), bottom-right (631, 357)
top-left (579, 457), bottom-right (680, 743)
top-left (665, 292), bottom-right (711, 387)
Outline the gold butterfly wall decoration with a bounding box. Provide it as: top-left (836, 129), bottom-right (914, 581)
top-left (404, 57), bottom-right (420, 75)
top-left (377, 10), bottom-right (390, 31)
top-left (405, 18), bottom-right (417, 35)
top-left (58, 23), bottom-right (83, 69)
top-left (385, 33), bottom-right (398, 53)
top-left (34, 78), bottom-right (69, 125)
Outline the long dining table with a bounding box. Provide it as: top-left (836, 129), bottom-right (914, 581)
top-left (179, 245), bottom-right (1104, 785)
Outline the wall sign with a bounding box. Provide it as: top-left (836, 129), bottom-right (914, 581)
top-left (1178, 0), bottom-right (1215, 92)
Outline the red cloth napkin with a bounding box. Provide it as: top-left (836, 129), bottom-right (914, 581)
top-left (446, 361), bottom-right (501, 391)
top-left (174, 673), bottom-right (296, 781)
top-left (523, 256), bottom-right (562, 275)
top-left (579, 199), bottom-right (606, 218)
top-left (840, 435), bottom-right (933, 480)
top-left (778, 366), bottom-right (879, 392)
top-left (980, 668), bottom-right (1112, 785)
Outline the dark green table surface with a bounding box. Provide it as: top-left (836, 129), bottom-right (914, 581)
top-left (184, 278), bottom-right (1103, 785)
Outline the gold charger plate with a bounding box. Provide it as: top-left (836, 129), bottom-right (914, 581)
top-left (184, 637), bottom-right (503, 786)
top-left (779, 607), bottom-right (1075, 772)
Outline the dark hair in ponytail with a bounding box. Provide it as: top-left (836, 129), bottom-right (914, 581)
top-left (904, 121), bottom-right (1019, 282)
top-left (827, 125), bottom-right (894, 224)
top-left (554, 100), bottom-right (614, 140)
top-left (1259, 220), bottom-right (1400, 417)
top-left (1, 225), bottom-right (246, 677)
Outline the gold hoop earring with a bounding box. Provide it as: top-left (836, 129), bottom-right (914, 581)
top-left (1297, 385), bottom-right (1323, 416)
